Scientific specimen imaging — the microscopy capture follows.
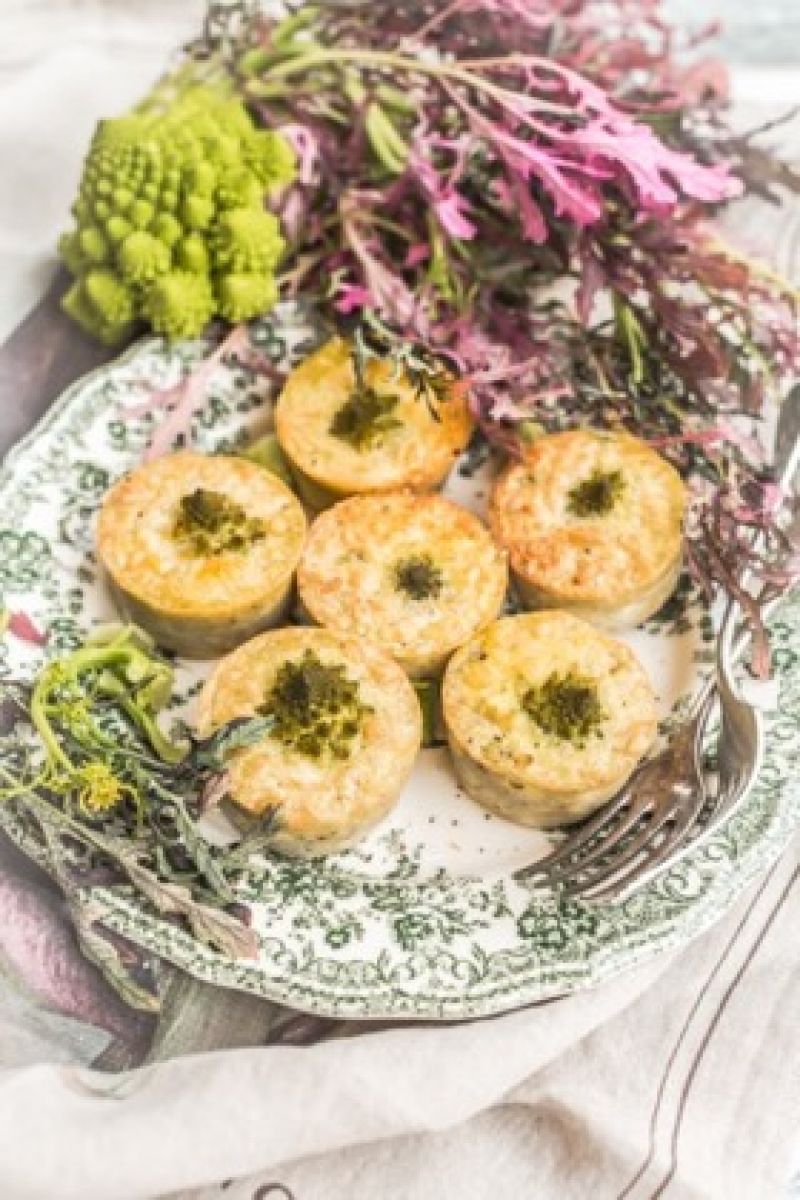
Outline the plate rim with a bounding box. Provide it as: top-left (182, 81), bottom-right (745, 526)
top-left (1, 311), bottom-right (798, 1021)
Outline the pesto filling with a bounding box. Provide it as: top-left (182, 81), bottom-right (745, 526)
top-left (173, 488), bottom-right (266, 555)
top-left (393, 553), bottom-right (444, 601)
top-left (522, 672), bottom-right (606, 745)
top-left (329, 385), bottom-right (402, 451)
top-left (258, 649), bottom-right (370, 760)
top-left (566, 468), bottom-right (625, 517)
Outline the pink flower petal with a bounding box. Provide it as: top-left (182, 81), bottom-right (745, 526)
top-left (404, 243), bottom-right (431, 268)
top-left (6, 611), bottom-right (48, 645)
top-left (334, 284), bottom-right (373, 314)
top-left (434, 191), bottom-right (478, 239)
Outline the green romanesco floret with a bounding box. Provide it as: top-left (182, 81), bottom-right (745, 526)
top-left (216, 273), bottom-right (278, 323)
top-left (57, 232), bottom-right (85, 277)
top-left (245, 130), bottom-right (297, 189)
top-left (150, 212), bottom-right (183, 248)
top-left (62, 269), bottom-right (136, 345)
top-left (212, 208), bottom-right (285, 274)
top-left (142, 270), bottom-right (215, 340)
top-left (77, 226), bottom-right (110, 265)
top-left (185, 161), bottom-right (216, 197)
top-left (105, 216), bottom-right (133, 244)
top-left (129, 199), bottom-right (156, 229)
top-left (118, 230), bottom-right (171, 285)
top-left (58, 71), bottom-right (296, 343)
top-left (175, 234), bottom-right (210, 274)
top-left (182, 194), bottom-right (216, 231)
top-left (216, 168), bottom-right (264, 211)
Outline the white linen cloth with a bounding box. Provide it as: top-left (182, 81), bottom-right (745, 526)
top-left (0, 4), bottom-right (798, 1199)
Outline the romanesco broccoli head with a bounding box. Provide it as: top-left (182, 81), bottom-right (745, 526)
top-left (59, 72), bottom-right (295, 343)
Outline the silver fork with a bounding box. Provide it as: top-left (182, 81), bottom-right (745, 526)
top-left (514, 394), bottom-right (800, 901)
top-left (512, 614), bottom-right (761, 899)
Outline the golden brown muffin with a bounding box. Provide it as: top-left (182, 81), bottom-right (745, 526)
top-left (490, 429), bottom-right (686, 629)
top-left (196, 626), bottom-right (422, 855)
top-left (297, 491), bottom-right (509, 678)
top-left (275, 337), bottom-right (474, 509)
top-left (443, 611), bottom-right (658, 828)
top-left (96, 451), bottom-right (307, 658)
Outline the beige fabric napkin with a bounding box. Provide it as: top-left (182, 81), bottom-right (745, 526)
top-left (0, 5), bottom-right (798, 1199)
top-left (0, 839), bottom-right (796, 1200)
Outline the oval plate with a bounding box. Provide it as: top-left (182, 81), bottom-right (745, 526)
top-left (1, 305), bottom-right (798, 1020)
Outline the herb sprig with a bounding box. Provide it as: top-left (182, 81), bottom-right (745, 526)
top-left (0, 625), bottom-right (274, 973)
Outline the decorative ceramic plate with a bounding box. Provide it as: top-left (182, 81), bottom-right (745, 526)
top-left (1, 304), bottom-right (798, 1020)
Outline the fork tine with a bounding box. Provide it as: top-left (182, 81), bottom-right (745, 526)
top-left (556, 699), bottom-right (714, 899)
top-left (570, 796), bottom-right (707, 901)
top-left (569, 697), bottom-right (763, 903)
top-left (585, 731), bottom-right (764, 903)
top-left (512, 785), bottom-right (638, 883)
top-left (534, 783), bottom-right (664, 886)
top-left (557, 793), bottom-right (693, 899)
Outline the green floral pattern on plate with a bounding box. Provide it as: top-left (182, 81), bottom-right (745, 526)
top-left (0, 303), bottom-right (797, 1020)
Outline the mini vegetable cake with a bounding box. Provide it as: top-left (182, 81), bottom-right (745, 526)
top-left (298, 492), bottom-right (508, 678)
top-left (275, 337), bottom-right (474, 509)
top-left (196, 626), bottom-right (422, 855)
top-left (96, 451), bottom-right (307, 658)
top-left (490, 430), bottom-right (686, 629)
top-left (442, 611), bottom-right (657, 828)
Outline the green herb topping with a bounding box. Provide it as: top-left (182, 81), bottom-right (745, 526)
top-left (330, 385), bottom-right (402, 450)
top-left (173, 488), bottom-right (266, 555)
top-left (522, 672), bottom-right (606, 745)
top-left (393, 553), bottom-right (444, 601)
top-left (566, 469), bottom-right (625, 517)
top-left (259, 650), bottom-right (370, 760)
top-left (329, 342), bottom-right (403, 450)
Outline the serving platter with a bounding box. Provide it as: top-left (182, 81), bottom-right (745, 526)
top-left (0, 303), bottom-right (798, 1020)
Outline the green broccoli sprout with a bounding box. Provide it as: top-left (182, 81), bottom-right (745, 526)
top-left (566, 469), bottom-right (626, 518)
top-left (58, 72), bottom-right (296, 343)
top-left (259, 650), bottom-right (371, 761)
top-left (173, 488), bottom-right (267, 555)
top-left (522, 672), bottom-right (607, 746)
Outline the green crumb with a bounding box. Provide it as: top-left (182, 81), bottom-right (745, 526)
top-left (393, 553), bottom-right (444, 601)
top-left (173, 488), bottom-right (266, 555)
top-left (522, 672), bottom-right (606, 744)
top-left (329, 361), bottom-right (402, 451)
top-left (259, 649), bottom-right (370, 760)
top-left (566, 468), bottom-right (625, 517)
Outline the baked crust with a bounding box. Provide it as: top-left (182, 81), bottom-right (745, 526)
top-left (275, 337), bottom-right (474, 507)
top-left (195, 626), bottom-right (422, 855)
top-left (442, 611), bottom-right (657, 828)
top-left (297, 492), bottom-right (508, 678)
top-left (490, 430), bottom-right (686, 628)
top-left (96, 451), bottom-right (307, 657)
